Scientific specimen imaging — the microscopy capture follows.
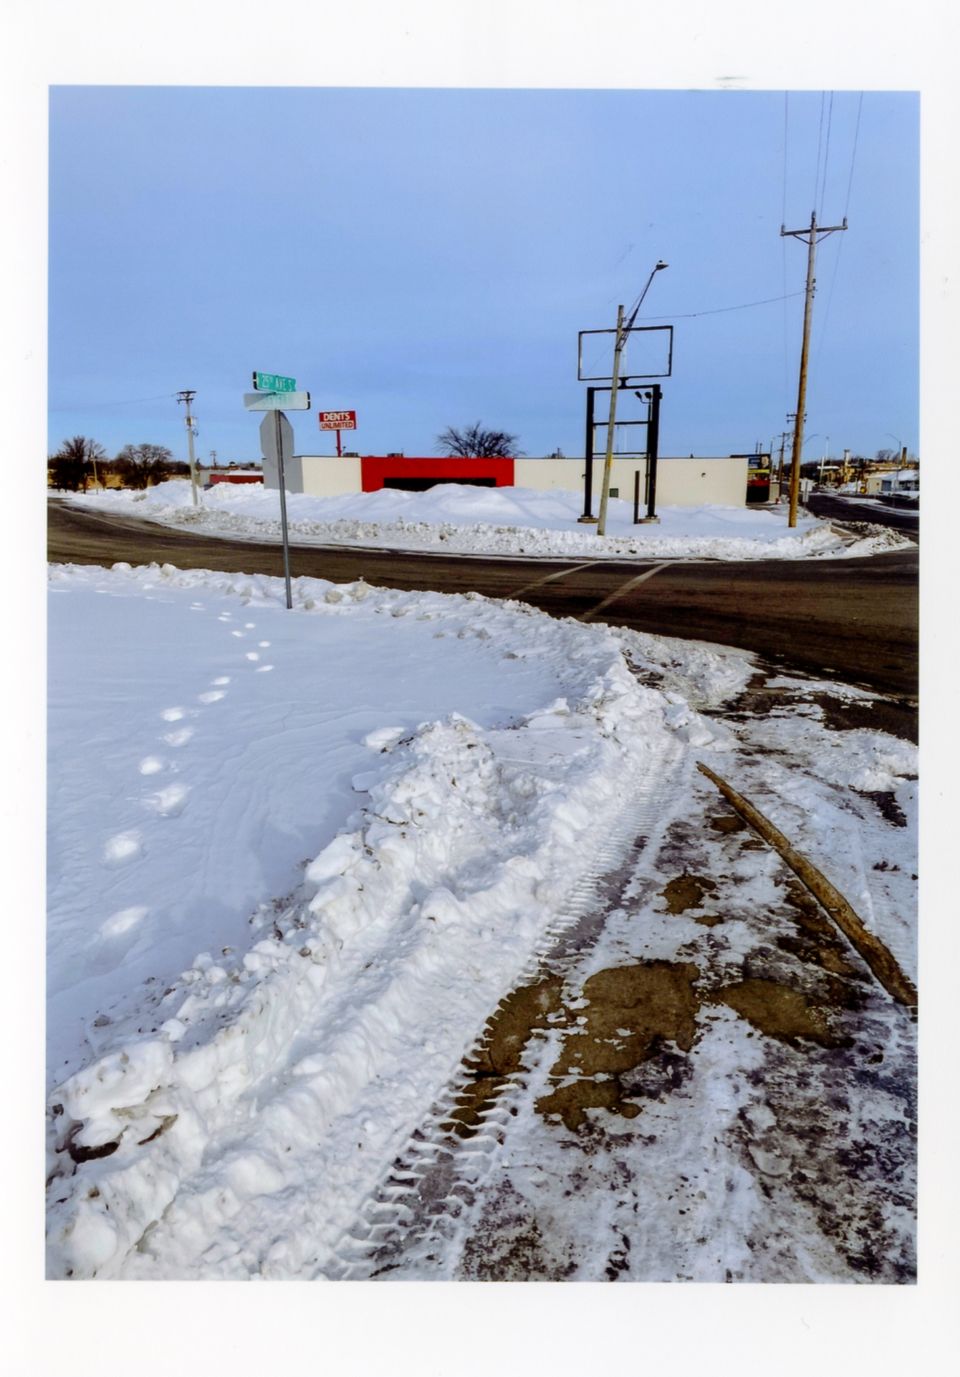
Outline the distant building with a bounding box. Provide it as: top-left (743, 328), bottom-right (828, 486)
top-left (262, 454), bottom-right (754, 507)
top-left (206, 468), bottom-right (263, 488)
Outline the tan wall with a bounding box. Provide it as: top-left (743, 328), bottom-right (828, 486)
top-left (514, 457), bottom-right (749, 507)
top-left (283, 455), bottom-right (362, 496)
top-left (286, 454), bottom-right (749, 506)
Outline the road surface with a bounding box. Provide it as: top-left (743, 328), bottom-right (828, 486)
top-left (806, 491), bottom-right (919, 539)
top-left (47, 499), bottom-right (918, 703)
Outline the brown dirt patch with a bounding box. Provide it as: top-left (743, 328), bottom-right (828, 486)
top-left (709, 977), bottom-right (842, 1047)
top-left (660, 873), bottom-right (721, 924)
top-left (536, 961), bottom-right (701, 1131)
top-left (709, 812), bottom-right (746, 835)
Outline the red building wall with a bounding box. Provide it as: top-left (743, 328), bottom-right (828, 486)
top-left (360, 456), bottom-right (515, 492)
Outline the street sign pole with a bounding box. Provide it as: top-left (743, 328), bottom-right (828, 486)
top-left (274, 410), bottom-right (293, 609)
top-left (336, 429), bottom-right (342, 458)
top-left (258, 409), bottom-right (295, 610)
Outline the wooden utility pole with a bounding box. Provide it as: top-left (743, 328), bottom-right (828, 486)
top-left (597, 305), bottom-right (625, 537)
top-left (781, 211), bottom-right (847, 527)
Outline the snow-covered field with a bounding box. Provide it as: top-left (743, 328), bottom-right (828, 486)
top-left (46, 560), bottom-right (917, 1282)
top-left (63, 480), bottom-right (912, 561)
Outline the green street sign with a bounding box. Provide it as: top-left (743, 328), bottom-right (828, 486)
top-left (253, 371), bottom-right (296, 392)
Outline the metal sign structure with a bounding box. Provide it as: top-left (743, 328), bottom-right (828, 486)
top-left (577, 324), bottom-right (674, 382)
top-left (253, 371), bottom-right (297, 392)
top-left (580, 382), bottom-right (663, 525)
top-left (244, 390), bottom-right (311, 411)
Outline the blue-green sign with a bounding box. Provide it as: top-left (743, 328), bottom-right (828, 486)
top-left (253, 371), bottom-right (296, 392)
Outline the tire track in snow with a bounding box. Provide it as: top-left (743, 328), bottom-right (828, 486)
top-left (321, 752), bottom-right (693, 1280)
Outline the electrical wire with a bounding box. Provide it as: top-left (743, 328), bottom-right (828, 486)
top-left (813, 92), bottom-right (826, 212)
top-left (49, 392), bottom-right (180, 412)
top-left (843, 91), bottom-right (863, 219)
top-left (813, 93), bottom-right (863, 376)
top-left (819, 91), bottom-right (835, 219)
top-left (639, 290), bottom-right (804, 321)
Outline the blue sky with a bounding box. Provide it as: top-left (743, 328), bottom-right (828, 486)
top-left (48, 87), bottom-right (918, 464)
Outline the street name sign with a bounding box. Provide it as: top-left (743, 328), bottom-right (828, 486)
top-left (319, 410), bottom-right (357, 430)
top-left (253, 371), bottom-right (296, 392)
top-left (244, 390), bottom-right (311, 411)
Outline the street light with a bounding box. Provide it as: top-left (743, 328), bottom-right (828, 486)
top-left (886, 432), bottom-right (903, 463)
top-left (818, 434), bottom-right (830, 486)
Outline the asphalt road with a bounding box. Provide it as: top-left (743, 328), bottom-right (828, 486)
top-left (806, 491), bottom-right (920, 540)
top-left (47, 499), bottom-right (918, 702)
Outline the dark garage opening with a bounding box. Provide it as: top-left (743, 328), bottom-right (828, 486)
top-left (382, 476), bottom-right (499, 491)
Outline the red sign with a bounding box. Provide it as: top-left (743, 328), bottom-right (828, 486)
top-left (319, 410), bottom-right (356, 430)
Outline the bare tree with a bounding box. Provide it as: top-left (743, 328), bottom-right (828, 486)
top-left (49, 436), bottom-right (105, 491)
top-left (436, 422), bottom-right (522, 458)
top-left (115, 443), bottom-right (175, 489)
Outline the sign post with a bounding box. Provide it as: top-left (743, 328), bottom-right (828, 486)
top-left (259, 411), bottom-right (295, 609)
top-left (319, 409), bottom-right (357, 458)
top-left (247, 372), bottom-right (305, 610)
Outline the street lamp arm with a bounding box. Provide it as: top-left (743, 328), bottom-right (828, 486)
top-left (622, 260), bottom-right (669, 338)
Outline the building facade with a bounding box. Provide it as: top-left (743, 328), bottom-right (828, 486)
top-left (262, 454), bottom-right (752, 507)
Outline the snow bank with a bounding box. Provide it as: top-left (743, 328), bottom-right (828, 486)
top-left (63, 480), bottom-right (911, 561)
top-left (46, 562), bottom-right (729, 1279)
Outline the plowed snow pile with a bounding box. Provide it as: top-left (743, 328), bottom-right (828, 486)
top-left (64, 480), bottom-right (911, 560)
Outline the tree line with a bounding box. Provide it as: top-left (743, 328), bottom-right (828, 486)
top-left (48, 437), bottom-right (191, 492)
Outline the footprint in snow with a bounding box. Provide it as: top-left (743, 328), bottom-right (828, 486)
top-left (100, 905), bottom-right (148, 938)
top-left (244, 623), bottom-right (255, 629)
top-left (255, 665), bottom-right (274, 673)
top-left (160, 706), bottom-right (186, 722)
top-left (103, 831), bottom-right (143, 865)
top-left (163, 727), bottom-right (194, 747)
top-left (144, 782), bottom-right (190, 817)
top-left (258, 641), bottom-right (270, 648)
top-left (212, 676), bottom-right (231, 686)
top-left (139, 756), bottom-right (165, 775)
top-left (245, 652), bottom-right (260, 662)
top-left (198, 690), bottom-right (226, 703)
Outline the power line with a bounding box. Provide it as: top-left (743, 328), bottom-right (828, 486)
top-left (49, 391), bottom-right (179, 413)
top-left (819, 91), bottom-right (835, 218)
top-left (814, 93), bottom-right (864, 374)
top-left (813, 92), bottom-right (826, 210)
top-left (843, 91), bottom-right (864, 219)
top-left (640, 290), bottom-right (804, 321)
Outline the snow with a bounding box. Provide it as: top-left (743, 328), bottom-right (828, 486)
top-left (63, 480), bottom-right (912, 560)
top-left (46, 560), bottom-right (917, 1283)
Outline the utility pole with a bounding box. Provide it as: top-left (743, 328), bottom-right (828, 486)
top-left (781, 211), bottom-right (847, 527)
top-left (176, 390), bottom-right (201, 507)
top-left (776, 430), bottom-right (790, 491)
top-left (597, 305), bottom-right (626, 538)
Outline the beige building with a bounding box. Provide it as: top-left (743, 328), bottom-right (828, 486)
top-left (277, 454), bottom-right (751, 507)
